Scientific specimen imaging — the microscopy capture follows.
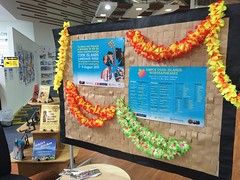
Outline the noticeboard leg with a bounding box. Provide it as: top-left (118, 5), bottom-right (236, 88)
top-left (69, 145), bottom-right (75, 169)
top-left (69, 145), bottom-right (92, 169)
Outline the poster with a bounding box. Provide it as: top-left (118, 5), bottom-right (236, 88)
top-left (129, 66), bottom-right (207, 127)
top-left (37, 85), bottom-right (50, 103)
top-left (40, 104), bottom-right (60, 131)
top-left (15, 47), bottom-right (35, 85)
top-left (72, 37), bottom-right (125, 88)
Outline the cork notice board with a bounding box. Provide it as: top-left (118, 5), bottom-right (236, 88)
top-left (54, 4), bottom-right (240, 180)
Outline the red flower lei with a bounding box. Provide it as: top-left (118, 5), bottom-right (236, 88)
top-left (126, 1), bottom-right (222, 62)
top-left (65, 81), bottom-right (116, 127)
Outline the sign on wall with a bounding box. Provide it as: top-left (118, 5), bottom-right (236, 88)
top-left (3, 57), bottom-right (19, 68)
top-left (129, 66), bottom-right (207, 127)
top-left (72, 37), bottom-right (125, 88)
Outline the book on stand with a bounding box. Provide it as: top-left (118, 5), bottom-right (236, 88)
top-left (32, 138), bottom-right (57, 161)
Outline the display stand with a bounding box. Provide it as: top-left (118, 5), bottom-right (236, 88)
top-left (11, 122), bottom-right (79, 177)
top-left (11, 97), bottom-right (78, 177)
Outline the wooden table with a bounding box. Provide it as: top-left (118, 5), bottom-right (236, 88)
top-left (11, 144), bottom-right (79, 177)
top-left (60, 163), bottom-right (131, 180)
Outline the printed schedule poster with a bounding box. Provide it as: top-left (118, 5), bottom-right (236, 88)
top-left (72, 37), bottom-right (125, 88)
top-left (129, 66), bottom-right (207, 127)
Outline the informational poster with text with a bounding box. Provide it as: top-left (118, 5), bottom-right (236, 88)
top-left (72, 37), bottom-right (125, 88)
top-left (129, 66), bottom-right (207, 127)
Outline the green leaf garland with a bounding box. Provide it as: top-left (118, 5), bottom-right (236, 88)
top-left (116, 98), bottom-right (190, 160)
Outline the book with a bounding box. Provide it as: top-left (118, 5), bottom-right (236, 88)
top-left (31, 84), bottom-right (39, 102)
top-left (32, 138), bottom-right (56, 161)
top-left (40, 104), bottom-right (60, 131)
top-left (37, 85), bottom-right (50, 103)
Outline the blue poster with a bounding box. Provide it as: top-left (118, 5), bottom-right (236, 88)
top-left (72, 37), bottom-right (125, 88)
top-left (129, 66), bottom-right (207, 127)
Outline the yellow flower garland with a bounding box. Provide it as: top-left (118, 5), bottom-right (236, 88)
top-left (53, 22), bottom-right (70, 91)
top-left (205, 1), bottom-right (240, 108)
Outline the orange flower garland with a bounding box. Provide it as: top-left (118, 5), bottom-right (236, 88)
top-left (65, 81), bottom-right (116, 127)
top-left (126, 1), bottom-right (223, 62)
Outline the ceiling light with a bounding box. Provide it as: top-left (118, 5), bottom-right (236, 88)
top-left (165, 8), bottom-right (172, 12)
top-left (97, 19), bottom-right (103, 22)
top-left (100, 13), bottom-right (106, 17)
top-left (137, 16), bottom-right (142, 18)
top-left (136, 7), bottom-right (142, 11)
top-left (105, 4), bottom-right (111, 10)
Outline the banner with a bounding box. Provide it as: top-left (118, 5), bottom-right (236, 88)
top-left (129, 66), bottom-right (207, 127)
top-left (72, 37), bottom-right (125, 88)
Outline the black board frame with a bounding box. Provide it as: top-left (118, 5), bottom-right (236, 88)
top-left (53, 4), bottom-right (240, 179)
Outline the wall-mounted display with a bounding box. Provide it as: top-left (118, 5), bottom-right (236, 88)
top-left (129, 66), bottom-right (207, 127)
top-left (39, 47), bottom-right (56, 85)
top-left (72, 37), bottom-right (125, 88)
top-left (15, 47), bottom-right (35, 85)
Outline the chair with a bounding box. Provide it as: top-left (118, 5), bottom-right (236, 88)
top-left (0, 124), bottom-right (30, 180)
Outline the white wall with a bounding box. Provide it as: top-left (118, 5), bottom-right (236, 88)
top-left (3, 27), bottom-right (40, 114)
top-left (0, 26), bottom-right (9, 109)
top-left (33, 22), bottom-right (57, 48)
top-left (0, 20), bottom-right (35, 42)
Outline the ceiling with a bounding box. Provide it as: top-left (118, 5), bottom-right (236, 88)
top-left (0, 0), bottom-right (238, 27)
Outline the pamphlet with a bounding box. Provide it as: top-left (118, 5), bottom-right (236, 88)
top-left (32, 138), bottom-right (56, 161)
top-left (40, 104), bottom-right (60, 131)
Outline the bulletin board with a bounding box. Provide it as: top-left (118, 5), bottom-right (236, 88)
top-left (53, 4), bottom-right (240, 179)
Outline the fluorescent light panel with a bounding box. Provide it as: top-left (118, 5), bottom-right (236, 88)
top-left (152, 5), bottom-right (179, 15)
top-left (122, 3), bottom-right (149, 19)
top-left (91, 17), bottom-right (107, 24)
top-left (95, 1), bottom-right (117, 18)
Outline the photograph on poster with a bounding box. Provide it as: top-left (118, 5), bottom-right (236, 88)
top-left (72, 37), bottom-right (125, 88)
top-left (129, 66), bottom-right (207, 127)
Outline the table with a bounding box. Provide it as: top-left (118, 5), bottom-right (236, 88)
top-left (60, 163), bottom-right (131, 180)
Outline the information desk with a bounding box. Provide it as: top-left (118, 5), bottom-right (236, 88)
top-left (60, 164), bottom-right (131, 180)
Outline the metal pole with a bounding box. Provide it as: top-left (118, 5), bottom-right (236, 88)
top-left (69, 145), bottom-right (74, 169)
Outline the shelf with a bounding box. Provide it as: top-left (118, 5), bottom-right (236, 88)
top-left (11, 145), bottom-right (79, 164)
top-left (28, 97), bottom-right (60, 106)
top-left (17, 123), bottom-right (59, 134)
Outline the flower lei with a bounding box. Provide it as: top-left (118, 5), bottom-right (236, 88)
top-left (126, 1), bottom-right (223, 62)
top-left (116, 98), bottom-right (190, 160)
top-left (53, 22), bottom-right (70, 91)
top-left (65, 81), bottom-right (116, 127)
top-left (205, 1), bottom-right (240, 107)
